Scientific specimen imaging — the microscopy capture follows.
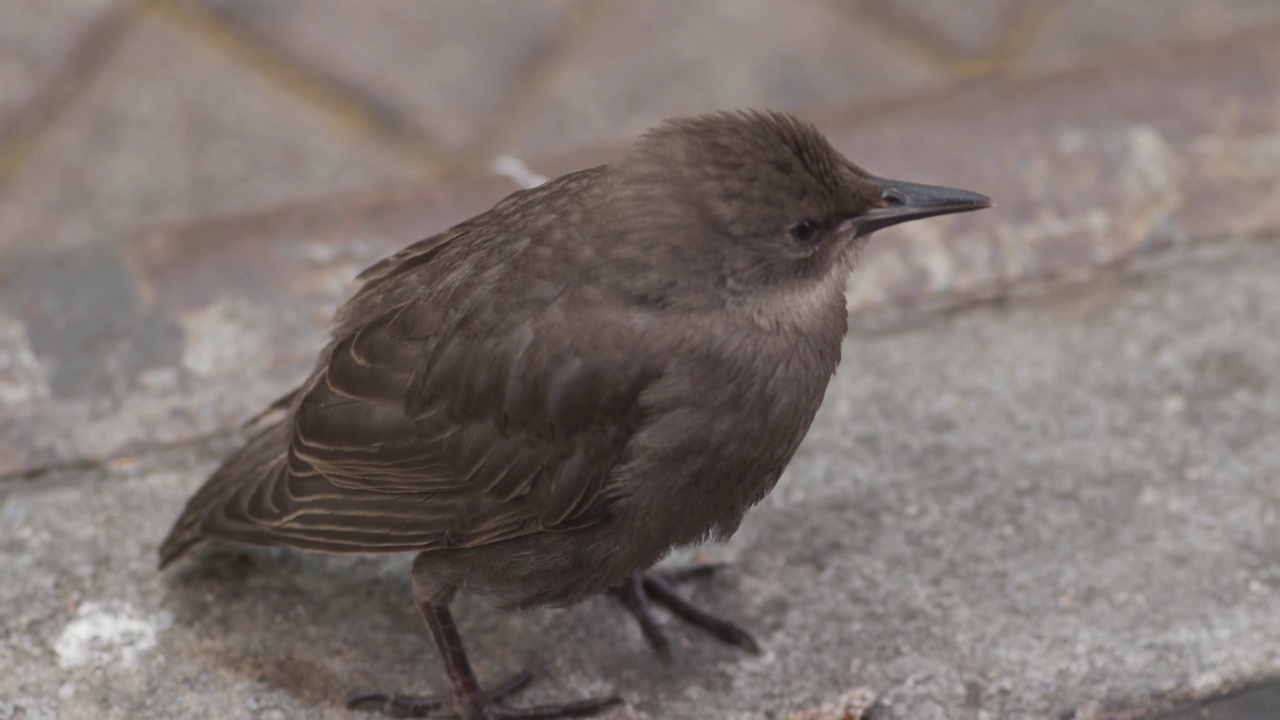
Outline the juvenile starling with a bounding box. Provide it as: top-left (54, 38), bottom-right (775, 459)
top-left (160, 110), bottom-right (991, 719)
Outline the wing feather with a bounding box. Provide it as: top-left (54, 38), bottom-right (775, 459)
top-left (159, 167), bottom-right (654, 566)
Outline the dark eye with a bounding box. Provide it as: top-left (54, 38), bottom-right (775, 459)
top-left (789, 219), bottom-right (821, 243)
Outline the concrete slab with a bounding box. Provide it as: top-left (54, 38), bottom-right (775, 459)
top-left (0, 0), bottom-right (124, 130)
top-left (2, 237), bottom-right (1277, 719)
top-left (872, 0), bottom-right (1023, 57)
top-left (0, 13), bottom-right (416, 256)
top-left (1026, 0), bottom-right (1280, 68)
top-left (194, 0), bottom-right (578, 153)
top-left (499, 0), bottom-right (940, 159)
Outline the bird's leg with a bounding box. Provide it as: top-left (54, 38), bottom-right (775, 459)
top-left (349, 600), bottom-right (621, 720)
top-left (348, 671), bottom-right (533, 718)
top-left (611, 564), bottom-right (761, 659)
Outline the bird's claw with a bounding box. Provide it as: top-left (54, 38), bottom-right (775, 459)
top-left (611, 563), bottom-right (760, 660)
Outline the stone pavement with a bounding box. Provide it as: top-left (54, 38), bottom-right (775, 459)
top-left (6, 0), bottom-right (1280, 255)
top-left (3, 2), bottom-right (1280, 719)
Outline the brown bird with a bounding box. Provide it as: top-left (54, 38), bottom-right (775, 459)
top-left (160, 110), bottom-right (990, 720)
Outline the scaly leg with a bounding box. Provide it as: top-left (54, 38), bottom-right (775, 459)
top-left (350, 601), bottom-right (621, 720)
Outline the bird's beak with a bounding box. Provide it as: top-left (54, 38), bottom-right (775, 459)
top-left (844, 178), bottom-right (993, 237)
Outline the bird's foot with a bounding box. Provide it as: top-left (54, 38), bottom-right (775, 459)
top-left (611, 564), bottom-right (760, 660)
top-left (347, 671), bottom-right (620, 719)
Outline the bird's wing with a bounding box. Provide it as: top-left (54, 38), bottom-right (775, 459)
top-left (178, 266), bottom-right (658, 556)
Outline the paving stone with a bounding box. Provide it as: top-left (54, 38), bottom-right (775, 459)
top-left (1027, 0), bottom-right (1280, 67)
top-left (504, 0), bottom-right (942, 159)
top-left (0, 13), bottom-right (416, 256)
top-left (0, 0), bottom-right (123, 131)
top-left (194, 0), bottom-right (578, 153)
top-left (876, 0), bottom-right (1022, 56)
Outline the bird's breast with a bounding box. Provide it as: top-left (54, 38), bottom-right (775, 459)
top-left (615, 313), bottom-right (842, 551)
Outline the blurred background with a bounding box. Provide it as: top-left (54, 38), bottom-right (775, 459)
top-left (3, 0), bottom-right (1279, 255)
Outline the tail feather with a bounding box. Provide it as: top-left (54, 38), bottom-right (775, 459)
top-left (158, 421), bottom-right (291, 569)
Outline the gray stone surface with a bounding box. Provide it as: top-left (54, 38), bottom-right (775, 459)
top-left (501, 0), bottom-right (941, 159)
top-left (0, 0), bottom-right (122, 129)
top-left (0, 13), bottom-right (415, 256)
top-left (195, 0), bottom-right (578, 153)
top-left (7, 0), bottom-right (1280, 269)
top-left (3, 238), bottom-right (1278, 719)
top-left (1026, 0), bottom-right (1280, 67)
top-left (869, 0), bottom-right (1022, 57)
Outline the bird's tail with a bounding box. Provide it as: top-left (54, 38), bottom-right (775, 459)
top-left (158, 420), bottom-right (291, 569)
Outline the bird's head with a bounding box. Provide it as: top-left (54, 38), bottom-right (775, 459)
top-left (611, 111), bottom-right (991, 299)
